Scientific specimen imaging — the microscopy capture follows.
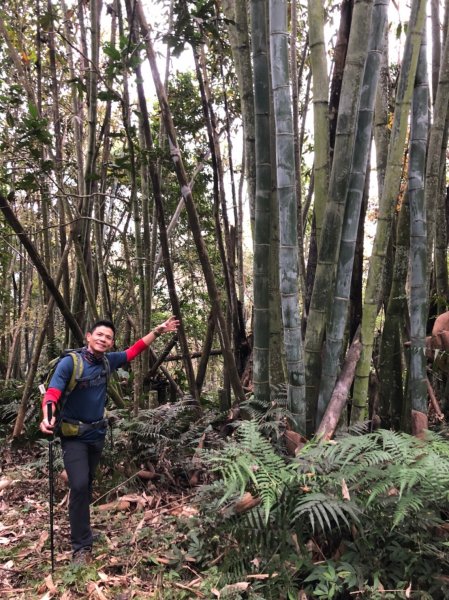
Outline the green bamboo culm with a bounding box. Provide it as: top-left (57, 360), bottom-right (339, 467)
top-left (426, 15), bottom-right (449, 297)
top-left (307, 0), bottom-right (329, 242)
top-left (351, 0), bottom-right (427, 424)
top-left (252, 0), bottom-right (272, 405)
top-left (377, 191), bottom-right (410, 430)
top-left (269, 0), bottom-right (305, 433)
top-left (316, 0), bottom-right (389, 425)
top-left (304, 0), bottom-right (374, 434)
top-left (409, 33), bottom-right (429, 432)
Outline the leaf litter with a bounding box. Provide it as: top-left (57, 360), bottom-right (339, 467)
top-left (0, 444), bottom-right (204, 599)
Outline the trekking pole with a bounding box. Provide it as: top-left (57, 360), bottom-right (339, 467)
top-left (47, 402), bottom-right (55, 573)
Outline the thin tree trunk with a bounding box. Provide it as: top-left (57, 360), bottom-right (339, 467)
top-left (374, 23), bottom-right (390, 198)
top-left (291, 9), bottom-right (308, 312)
top-left (0, 193), bottom-right (84, 344)
top-left (135, 0), bottom-right (246, 404)
top-left (431, 0), bottom-right (441, 106)
top-left (328, 0), bottom-right (353, 160)
top-left (195, 312), bottom-right (216, 394)
top-left (222, 0), bottom-right (256, 231)
top-left (426, 15), bottom-right (449, 297)
top-left (6, 278), bottom-right (32, 381)
top-left (307, 0), bottom-right (329, 242)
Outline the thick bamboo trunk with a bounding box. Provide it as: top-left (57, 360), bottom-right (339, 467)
top-left (270, 0), bottom-right (306, 432)
top-left (378, 193), bottom-right (410, 429)
top-left (352, 0), bottom-right (427, 423)
top-left (316, 0), bottom-right (388, 425)
top-left (409, 36), bottom-right (429, 434)
top-left (251, 0), bottom-right (272, 404)
top-left (304, 0), bottom-right (373, 433)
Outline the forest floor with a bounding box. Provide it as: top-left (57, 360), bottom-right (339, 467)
top-left (0, 441), bottom-right (210, 600)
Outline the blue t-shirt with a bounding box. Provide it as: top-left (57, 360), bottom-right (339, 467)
top-left (49, 348), bottom-right (127, 440)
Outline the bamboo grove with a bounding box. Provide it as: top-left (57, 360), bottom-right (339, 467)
top-left (0, 0), bottom-right (448, 439)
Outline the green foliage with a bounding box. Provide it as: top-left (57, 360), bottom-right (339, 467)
top-left (165, 0), bottom-right (222, 55)
top-left (0, 381), bottom-right (41, 441)
top-left (0, 382), bottom-right (22, 439)
top-left (204, 420), bottom-right (292, 521)
top-left (239, 383), bottom-right (293, 442)
top-left (193, 425), bottom-right (449, 598)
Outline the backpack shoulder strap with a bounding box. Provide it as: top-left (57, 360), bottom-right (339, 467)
top-left (102, 354), bottom-right (111, 379)
top-left (65, 351), bottom-right (84, 394)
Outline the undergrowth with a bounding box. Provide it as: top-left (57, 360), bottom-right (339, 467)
top-left (3, 385), bottom-right (449, 598)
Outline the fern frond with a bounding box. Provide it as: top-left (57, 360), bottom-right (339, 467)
top-left (392, 495), bottom-right (424, 528)
top-left (290, 492), bottom-right (359, 533)
top-left (202, 420), bottom-right (292, 521)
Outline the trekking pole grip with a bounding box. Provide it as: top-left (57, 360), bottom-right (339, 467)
top-left (47, 402), bottom-right (53, 422)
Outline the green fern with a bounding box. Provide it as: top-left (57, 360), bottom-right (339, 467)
top-left (290, 492), bottom-right (360, 533)
top-left (193, 425), bottom-right (449, 597)
top-left (204, 420), bottom-right (292, 521)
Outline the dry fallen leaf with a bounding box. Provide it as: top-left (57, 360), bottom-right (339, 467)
top-left (219, 582), bottom-right (250, 594)
top-left (35, 530), bottom-right (49, 553)
top-left (97, 500), bottom-right (131, 512)
top-left (131, 516), bottom-right (146, 544)
top-left (0, 478), bottom-right (12, 491)
top-left (341, 479), bottom-right (350, 501)
top-left (87, 582), bottom-right (108, 600)
top-left (44, 573), bottom-right (57, 594)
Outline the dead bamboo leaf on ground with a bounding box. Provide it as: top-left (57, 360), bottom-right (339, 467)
top-left (97, 500), bottom-right (131, 512)
top-left (44, 574), bottom-right (57, 594)
top-left (131, 516), bottom-right (145, 544)
top-left (0, 478), bottom-right (13, 491)
top-left (87, 581), bottom-right (108, 600)
top-left (35, 530), bottom-right (49, 553)
top-left (173, 582), bottom-right (205, 597)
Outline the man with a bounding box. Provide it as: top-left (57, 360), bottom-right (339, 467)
top-left (40, 316), bottom-right (179, 564)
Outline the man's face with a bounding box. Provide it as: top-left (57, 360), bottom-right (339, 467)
top-left (86, 326), bottom-right (114, 355)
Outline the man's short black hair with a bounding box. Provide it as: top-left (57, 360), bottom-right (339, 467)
top-left (89, 319), bottom-right (116, 337)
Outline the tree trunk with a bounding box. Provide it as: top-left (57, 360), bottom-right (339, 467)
top-left (316, 0), bottom-right (388, 425)
top-left (270, 0), bottom-right (306, 432)
top-left (409, 35), bottom-right (429, 435)
top-left (251, 0), bottom-right (272, 405)
top-left (352, 0), bottom-right (427, 423)
top-left (304, 0), bottom-right (373, 433)
top-left (135, 0), bottom-right (246, 404)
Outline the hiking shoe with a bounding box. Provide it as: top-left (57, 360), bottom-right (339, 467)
top-left (72, 546), bottom-right (92, 565)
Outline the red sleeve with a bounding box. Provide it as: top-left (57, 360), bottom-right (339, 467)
top-left (126, 338), bottom-right (147, 362)
top-left (41, 388), bottom-right (62, 411)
